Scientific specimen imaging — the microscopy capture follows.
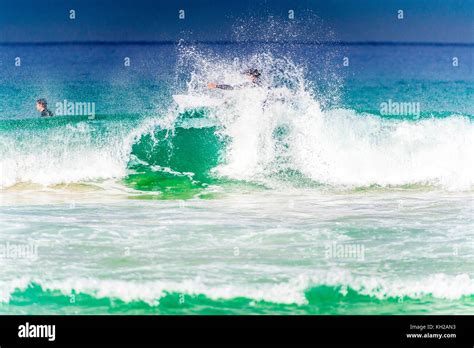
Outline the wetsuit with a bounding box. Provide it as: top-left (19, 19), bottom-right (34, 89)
top-left (41, 108), bottom-right (53, 117)
top-left (216, 80), bottom-right (261, 90)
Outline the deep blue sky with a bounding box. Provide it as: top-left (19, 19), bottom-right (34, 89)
top-left (0, 0), bottom-right (473, 43)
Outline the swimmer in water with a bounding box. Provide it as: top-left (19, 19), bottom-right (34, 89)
top-left (36, 98), bottom-right (53, 117)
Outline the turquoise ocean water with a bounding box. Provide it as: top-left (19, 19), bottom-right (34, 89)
top-left (0, 42), bottom-right (473, 314)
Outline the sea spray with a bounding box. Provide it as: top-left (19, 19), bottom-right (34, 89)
top-left (177, 48), bottom-right (474, 190)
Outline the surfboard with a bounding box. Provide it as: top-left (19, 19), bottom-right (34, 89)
top-left (173, 94), bottom-right (224, 109)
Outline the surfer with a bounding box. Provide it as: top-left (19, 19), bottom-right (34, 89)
top-left (36, 98), bottom-right (53, 117)
top-left (207, 69), bottom-right (261, 90)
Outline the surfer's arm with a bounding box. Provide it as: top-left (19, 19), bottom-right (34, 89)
top-left (216, 84), bottom-right (235, 90)
top-left (208, 82), bottom-right (234, 90)
top-left (208, 82), bottom-right (251, 90)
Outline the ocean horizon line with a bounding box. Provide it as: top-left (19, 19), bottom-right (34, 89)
top-left (0, 40), bottom-right (473, 47)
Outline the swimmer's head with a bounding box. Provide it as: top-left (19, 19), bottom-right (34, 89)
top-left (36, 98), bottom-right (47, 111)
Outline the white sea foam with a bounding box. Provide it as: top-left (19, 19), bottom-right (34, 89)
top-left (0, 121), bottom-right (132, 188)
top-left (1, 272), bottom-right (473, 305)
top-left (180, 52), bottom-right (474, 191)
